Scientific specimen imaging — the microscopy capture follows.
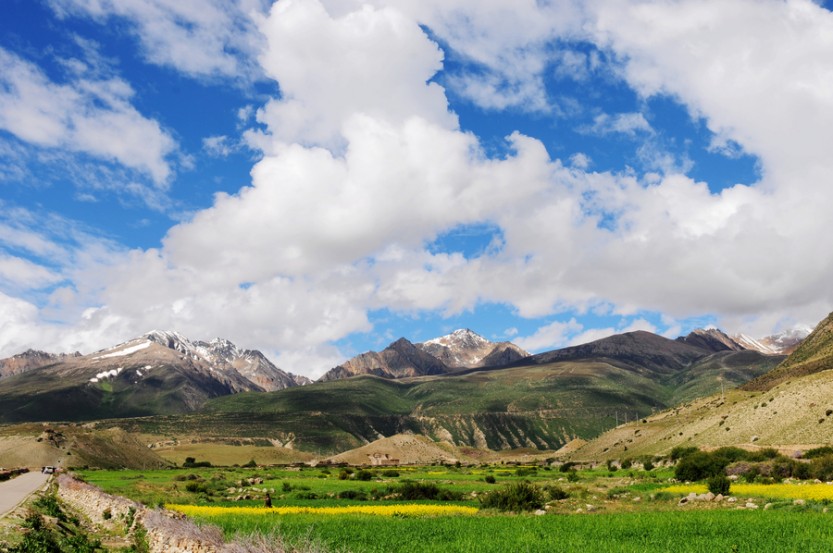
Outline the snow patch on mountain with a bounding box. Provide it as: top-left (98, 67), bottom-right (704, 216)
top-left (93, 341), bottom-right (151, 360)
top-left (90, 367), bottom-right (123, 383)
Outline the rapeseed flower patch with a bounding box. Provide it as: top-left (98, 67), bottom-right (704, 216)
top-left (167, 504), bottom-right (479, 517)
top-left (665, 482), bottom-right (833, 501)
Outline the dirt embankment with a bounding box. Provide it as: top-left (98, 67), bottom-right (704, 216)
top-left (57, 475), bottom-right (224, 553)
top-left (56, 475), bottom-right (314, 553)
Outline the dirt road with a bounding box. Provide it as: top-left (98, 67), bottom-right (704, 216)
top-left (0, 471), bottom-right (50, 518)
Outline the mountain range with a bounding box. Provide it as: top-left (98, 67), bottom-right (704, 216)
top-left (0, 323), bottom-right (812, 458)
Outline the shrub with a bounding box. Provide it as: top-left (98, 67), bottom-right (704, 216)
top-left (670, 446), bottom-right (699, 461)
top-left (395, 481), bottom-right (462, 501)
top-left (643, 460), bottom-right (655, 472)
top-left (480, 481), bottom-right (545, 512)
top-left (547, 485), bottom-right (570, 500)
top-left (674, 452), bottom-right (724, 482)
top-left (282, 482), bottom-right (292, 492)
top-left (707, 474), bottom-right (731, 495)
top-left (184, 482), bottom-right (208, 494)
top-left (337, 489), bottom-right (367, 500)
top-left (484, 475), bottom-right (496, 484)
top-left (354, 470), bottom-right (374, 481)
top-left (606, 460), bottom-right (617, 472)
top-left (102, 507), bottom-right (112, 520)
top-left (810, 454), bottom-right (833, 481)
top-left (805, 446), bottom-right (833, 459)
top-left (381, 469), bottom-right (399, 477)
top-left (515, 467), bottom-right (536, 477)
top-left (33, 494), bottom-right (65, 521)
top-left (559, 462), bottom-right (577, 473)
top-left (182, 457), bottom-right (211, 468)
top-left (242, 459), bottom-right (257, 468)
top-left (566, 470), bottom-right (580, 482)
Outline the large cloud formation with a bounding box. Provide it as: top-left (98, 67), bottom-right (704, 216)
top-left (3, 0), bottom-right (833, 376)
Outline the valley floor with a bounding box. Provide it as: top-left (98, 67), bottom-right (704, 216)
top-left (72, 463), bottom-right (833, 553)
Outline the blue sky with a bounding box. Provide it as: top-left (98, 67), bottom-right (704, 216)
top-left (1, 0), bottom-right (832, 377)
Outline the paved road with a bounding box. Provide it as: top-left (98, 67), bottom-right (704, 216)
top-left (0, 471), bottom-right (50, 518)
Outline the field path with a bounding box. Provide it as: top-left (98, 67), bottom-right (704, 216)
top-left (0, 471), bottom-right (49, 518)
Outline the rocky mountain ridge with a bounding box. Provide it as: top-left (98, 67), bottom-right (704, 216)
top-left (318, 329), bottom-right (530, 381)
top-left (0, 331), bottom-right (309, 422)
top-left (0, 349), bottom-right (82, 379)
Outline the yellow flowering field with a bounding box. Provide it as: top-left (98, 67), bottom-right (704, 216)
top-left (167, 504), bottom-right (479, 517)
top-left (665, 482), bottom-right (833, 501)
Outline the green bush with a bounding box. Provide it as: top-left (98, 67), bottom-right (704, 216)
top-left (805, 446), bottom-right (833, 459)
top-left (184, 482), bottom-right (207, 494)
top-left (33, 494), bottom-right (65, 521)
top-left (670, 446), bottom-right (699, 461)
top-left (674, 452), bottom-right (724, 481)
top-left (547, 485), bottom-right (570, 500)
top-left (395, 481), bottom-right (462, 501)
top-left (182, 457), bottom-right (211, 468)
top-left (480, 481), bottom-right (546, 512)
top-left (809, 454), bottom-right (833, 481)
top-left (337, 489), bottom-right (367, 500)
top-left (354, 470), bottom-right (374, 481)
top-left (707, 474), bottom-right (731, 495)
top-left (484, 475), bottom-right (496, 484)
top-left (381, 469), bottom-right (400, 477)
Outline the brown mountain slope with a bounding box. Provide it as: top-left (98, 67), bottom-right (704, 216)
top-left (319, 338), bottom-right (449, 381)
top-left (676, 329), bottom-right (745, 353)
top-left (743, 311), bottom-right (833, 391)
top-left (524, 330), bottom-right (708, 376)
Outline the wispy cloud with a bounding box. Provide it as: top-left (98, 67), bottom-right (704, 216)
top-left (0, 47), bottom-right (177, 186)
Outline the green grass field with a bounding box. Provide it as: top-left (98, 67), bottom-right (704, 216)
top-left (76, 463), bottom-right (833, 552)
top-left (205, 510), bottom-right (833, 553)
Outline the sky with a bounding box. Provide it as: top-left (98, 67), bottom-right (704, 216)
top-left (2, 0), bottom-right (833, 378)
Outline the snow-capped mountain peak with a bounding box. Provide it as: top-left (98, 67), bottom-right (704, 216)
top-left (732, 326), bottom-right (813, 355)
top-left (418, 329), bottom-right (528, 369)
top-left (424, 329), bottom-right (490, 349)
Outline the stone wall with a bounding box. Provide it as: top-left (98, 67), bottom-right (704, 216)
top-left (56, 475), bottom-right (226, 553)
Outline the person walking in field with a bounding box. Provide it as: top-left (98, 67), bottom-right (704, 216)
top-left (264, 493), bottom-right (272, 508)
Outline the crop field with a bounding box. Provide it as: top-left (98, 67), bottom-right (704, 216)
top-left (667, 482), bottom-right (833, 502)
top-left (76, 464), bottom-right (833, 552)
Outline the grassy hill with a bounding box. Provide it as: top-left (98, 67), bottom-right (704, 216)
top-left (571, 311), bottom-right (833, 461)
